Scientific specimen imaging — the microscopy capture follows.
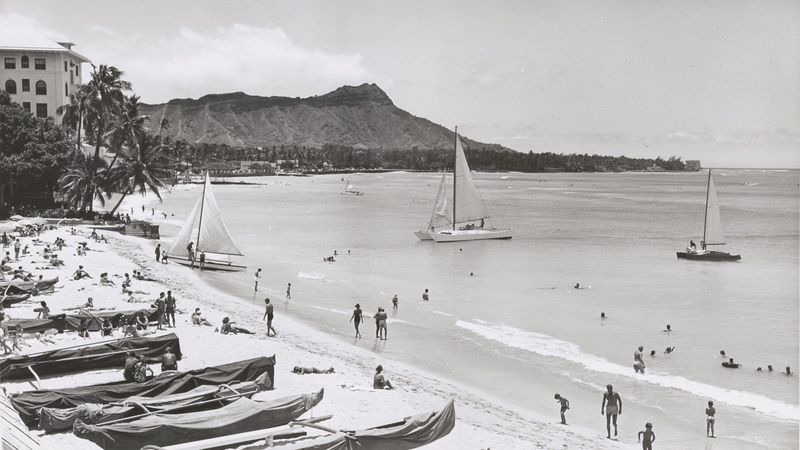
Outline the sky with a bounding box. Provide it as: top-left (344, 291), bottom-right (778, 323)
top-left (1, 0), bottom-right (798, 167)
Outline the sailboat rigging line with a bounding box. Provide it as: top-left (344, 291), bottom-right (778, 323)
top-left (702, 169), bottom-right (711, 246)
top-left (193, 172), bottom-right (208, 268)
top-left (452, 126), bottom-right (457, 231)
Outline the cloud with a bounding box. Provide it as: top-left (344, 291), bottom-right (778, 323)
top-left (80, 22), bottom-right (372, 102)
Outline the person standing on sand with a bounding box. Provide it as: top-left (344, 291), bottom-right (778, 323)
top-left (165, 291), bottom-right (176, 328)
top-left (554, 393), bottom-right (569, 424)
top-left (263, 298), bottom-right (276, 337)
top-left (377, 307), bottom-right (388, 340)
top-left (374, 307), bottom-right (381, 338)
top-left (13, 240), bottom-right (20, 261)
top-left (254, 268), bottom-right (262, 291)
top-left (392, 294), bottom-right (399, 310)
top-left (199, 251), bottom-right (206, 271)
top-left (705, 401), bottom-right (716, 437)
top-left (422, 288), bottom-right (429, 301)
top-left (186, 242), bottom-right (194, 263)
top-left (601, 384), bottom-right (622, 439)
top-left (286, 282), bottom-right (291, 300)
top-left (154, 244), bottom-right (161, 262)
top-left (637, 423), bottom-right (656, 450)
top-left (350, 303), bottom-right (363, 338)
top-left (154, 292), bottom-right (166, 330)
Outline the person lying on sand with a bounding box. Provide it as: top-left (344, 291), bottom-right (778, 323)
top-left (219, 317), bottom-right (254, 335)
top-left (35, 331), bottom-right (56, 344)
top-left (293, 366), bottom-right (335, 374)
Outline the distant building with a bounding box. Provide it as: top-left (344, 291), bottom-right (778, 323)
top-left (0, 27), bottom-right (90, 119)
top-left (685, 160), bottom-right (702, 171)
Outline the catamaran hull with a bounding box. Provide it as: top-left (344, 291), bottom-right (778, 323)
top-left (676, 251), bottom-right (741, 261)
top-left (414, 230), bottom-right (433, 241)
top-left (431, 228), bottom-right (512, 242)
top-left (170, 257), bottom-right (247, 272)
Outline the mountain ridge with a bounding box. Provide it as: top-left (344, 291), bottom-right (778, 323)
top-left (139, 83), bottom-right (508, 150)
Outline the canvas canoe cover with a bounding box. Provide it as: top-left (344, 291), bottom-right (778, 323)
top-left (37, 377), bottom-right (267, 432)
top-left (73, 389), bottom-right (323, 450)
top-left (10, 355), bottom-right (275, 429)
top-left (7, 315), bottom-right (67, 334)
top-left (0, 333), bottom-right (182, 382)
top-left (7, 308), bottom-right (158, 334)
top-left (243, 399), bottom-right (456, 450)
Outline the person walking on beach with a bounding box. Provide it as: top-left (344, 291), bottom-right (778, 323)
top-left (254, 268), bottom-right (262, 291)
top-left (165, 291), bottom-right (176, 327)
top-left (634, 346), bottom-right (646, 373)
top-left (286, 282), bottom-right (291, 300)
top-left (637, 423), bottom-right (656, 449)
top-left (350, 303), bottom-right (363, 338)
top-left (554, 393), bottom-right (569, 424)
top-left (422, 288), bottom-right (429, 301)
top-left (601, 384), bottom-right (622, 439)
top-left (392, 294), bottom-right (399, 310)
top-left (155, 244), bottom-right (161, 262)
top-left (705, 401), bottom-right (716, 438)
top-left (263, 298), bottom-right (276, 337)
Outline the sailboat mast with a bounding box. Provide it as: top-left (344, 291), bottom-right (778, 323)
top-left (194, 172), bottom-right (208, 264)
top-left (702, 169), bottom-right (711, 245)
top-left (452, 126), bottom-right (457, 230)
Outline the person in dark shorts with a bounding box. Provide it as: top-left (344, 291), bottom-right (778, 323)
top-left (199, 252), bottom-right (206, 270)
top-left (601, 384), bottom-right (622, 439)
top-left (165, 291), bottom-right (176, 327)
top-left (350, 303), bottom-right (363, 338)
top-left (554, 393), bottom-right (569, 424)
top-left (155, 244), bottom-right (161, 262)
top-left (705, 401), bottom-right (715, 437)
top-left (392, 294), bottom-right (399, 309)
top-left (263, 298), bottom-right (276, 337)
top-left (293, 366), bottom-right (335, 374)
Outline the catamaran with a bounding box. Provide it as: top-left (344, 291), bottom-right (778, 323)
top-left (423, 128), bottom-right (511, 242)
top-left (341, 179), bottom-right (364, 195)
top-left (167, 173), bottom-right (247, 271)
top-left (676, 170), bottom-right (741, 261)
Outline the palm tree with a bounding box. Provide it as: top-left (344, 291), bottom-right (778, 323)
top-left (57, 85), bottom-right (90, 159)
top-left (106, 131), bottom-right (169, 215)
top-left (106, 95), bottom-right (149, 170)
top-left (83, 65), bottom-right (131, 178)
top-left (56, 152), bottom-right (110, 212)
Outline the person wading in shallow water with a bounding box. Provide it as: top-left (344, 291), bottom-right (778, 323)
top-left (601, 384), bottom-right (622, 439)
top-left (349, 303), bottom-right (363, 338)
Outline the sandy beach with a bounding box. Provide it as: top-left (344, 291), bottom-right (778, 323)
top-left (1, 220), bottom-right (625, 449)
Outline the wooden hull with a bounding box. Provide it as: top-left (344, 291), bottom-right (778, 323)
top-left (0, 276), bottom-right (58, 291)
top-left (170, 256), bottom-right (247, 272)
top-left (430, 228), bottom-right (512, 242)
top-left (676, 251), bottom-right (741, 261)
top-left (1, 294), bottom-right (31, 307)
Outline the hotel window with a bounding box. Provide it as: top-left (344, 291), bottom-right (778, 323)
top-left (75, 65), bottom-right (79, 76)
top-left (21, 55), bottom-right (29, 68)
top-left (22, 102), bottom-right (30, 113)
top-left (35, 80), bottom-right (47, 95)
top-left (34, 58), bottom-right (46, 70)
top-left (22, 79), bottom-right (30, 92)
top-left (65, 83), bottom-right (68, 94)
top-left (4, 57), bottom-right (15, 69)
top-left (35, 103), bottom-right (48, 118)
top-left (70, 71), bottom-right (74, 84)
top-left (64, 61), bottom-right (68, 72)
top-left (4, 79), bottom-right (16, 94)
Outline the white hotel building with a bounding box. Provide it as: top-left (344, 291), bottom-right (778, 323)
top-left (0, 29), bottom-right (90, 119)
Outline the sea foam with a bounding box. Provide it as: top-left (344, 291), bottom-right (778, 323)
top-left (456, 320), bottom-right (799, 422)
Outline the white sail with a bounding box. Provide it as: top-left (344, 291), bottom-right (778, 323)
top-left (703, 172), bottom-right (726, 245)
top-left (196, 173), bottom-right (244, 256)
top-left (453, 136), bottom-right (489, 224)
top-left (168, 195), bottom-right (202, 258)
top-left (429, 170), bottom-right (452, 230)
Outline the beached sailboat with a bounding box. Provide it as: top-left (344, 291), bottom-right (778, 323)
top-left (414, 169), bottom-right (452, 240)
top-left (677, 170), bottom-right (741, 261)
top-left (428, 128), bottom-right (511, 242)
top-left (341, 178), bottom-right (364, 195)
top-left (167, 173), bottom-right (247, 271)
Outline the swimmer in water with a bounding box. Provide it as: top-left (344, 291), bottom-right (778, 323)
top-left (600, 312), bottom-right (606, 319)
top-left (663, 324), bottom-right (672, 333)
top-left (719, 350), bottom-right (726, 357)
top-left (664, 346), bottom-right (676, 354)
top-left (786, 366), bottom-right (793, 376)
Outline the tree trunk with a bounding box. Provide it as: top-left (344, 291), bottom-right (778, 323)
top-left (109, 188), bottom-right (131, 216)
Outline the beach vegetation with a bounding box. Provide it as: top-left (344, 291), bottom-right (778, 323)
top-left (105, 131), bottom-right (170, 215)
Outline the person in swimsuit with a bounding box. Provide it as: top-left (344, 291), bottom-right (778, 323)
top-left (634, 346), bottom-right (646, 373)
top-left (254, 268), bottom-right (261, 291)
top-left (664, 346), bottom-right (675, 354)
top-left (786, 366), bottom-right (793, 375)
top-left (373, 365), bottom-right (394, 389)
top-left (392, 294), bottom-right (399, 310)
top-left (161, 346), bottom-right (178, 371)
top-left (637, 423), bottom-right (656, 450)
top-left (422, 288), bottom-right (429, 301)
top-left (601, 384), bottom-right (622, 439)
top-left (286, 282), bottom-right (291, 300)
top-left (293, 366), bottom-right (335, 374)
top-left (377, 307), bottom-right (388, 340)
top-left (705, 401), bottom-right (716, 437)
top-left (349, 303), bottom-right (363, 338)
top-left (554, 393), bottom-right (569, 424)
top-left (262, 298), bottom-right (276, 337)
top-left (199, 252), bottom-right (206, 271)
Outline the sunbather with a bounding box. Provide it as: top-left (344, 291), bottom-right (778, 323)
top-left (191, 308), bottom-right (213, 326)
top-left (293, 366), bottom-right (335, 374)
top-left (220, 317), bottom-right (254, 335)
top-left (373, 365), bottom-right (394, 389)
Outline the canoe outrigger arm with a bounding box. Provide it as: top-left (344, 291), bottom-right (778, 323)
top-left (25, 366), bottom-right (40, 391)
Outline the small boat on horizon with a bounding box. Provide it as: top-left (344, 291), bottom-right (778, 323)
top-left (341, 179), bottom-right (364, 195)
top-left (167, 172), bottom-right (247, 272)
top-left (417, 127), bottom-right (511, 242)
top-left (676, 170), bottom-right (741, 261)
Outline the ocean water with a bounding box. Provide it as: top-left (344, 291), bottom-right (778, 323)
top-left (155, 170), bottom-right (799, 448)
